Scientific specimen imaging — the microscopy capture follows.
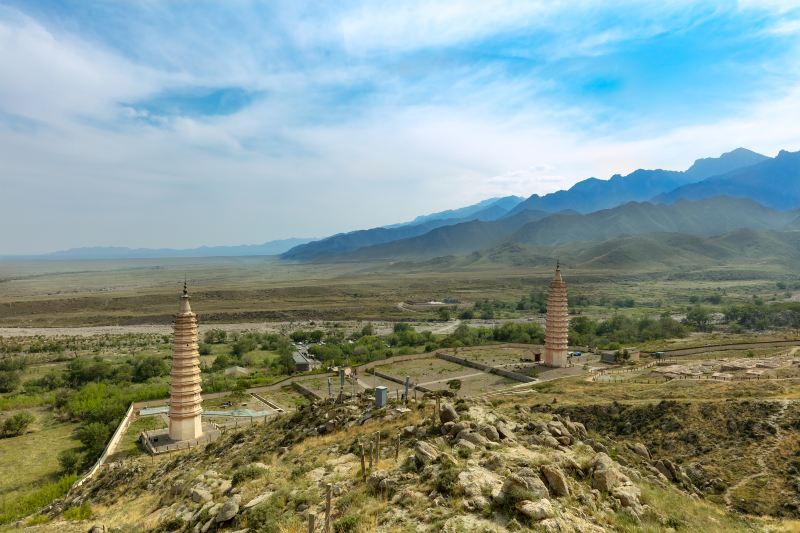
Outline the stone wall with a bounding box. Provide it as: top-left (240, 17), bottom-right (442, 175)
top-left (435, 352), bottom-right (536, 383)
top-left (292, 380), bottom-right (323, 401)
top-left (366, 368), bottom-right (435, 393)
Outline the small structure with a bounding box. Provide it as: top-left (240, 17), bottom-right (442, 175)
top-left (223, 365), bottom-right (251, 378)
top-left (374, 386), bottom-right (388, 408)
top-left (544, 263), bottom-right (569, 368)
top-left (292, 352), bottom-right (321, 372)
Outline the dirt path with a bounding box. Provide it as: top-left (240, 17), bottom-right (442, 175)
top-left (723, 399), bottom-right (791, 509)
top-left (430, 319), bottom-right (462, 335)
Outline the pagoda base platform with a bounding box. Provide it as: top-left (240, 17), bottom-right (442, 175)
top-left (140, 424), bottom-right (221, 455)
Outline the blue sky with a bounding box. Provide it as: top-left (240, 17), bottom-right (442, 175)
top-left (1, 1), bottom-right (799, 254)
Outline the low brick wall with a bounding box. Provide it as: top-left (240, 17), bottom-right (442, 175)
top-left (436, 352), bottom-right (535, 383)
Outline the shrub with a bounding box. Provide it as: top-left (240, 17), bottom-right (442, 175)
top-left (63, 503), bottom-right (92, 520)
top-left (1, 411), bottom-right (35, 438)
top-left (232, 464), bottom-right (266, 486)
top-left (58, 449), bottom-right (82, 474)
top-left (334, 513), bottom-right (361, 532)
top-left (0, 371), bottom-right (20, 393)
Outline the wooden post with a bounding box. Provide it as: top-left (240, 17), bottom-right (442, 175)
top-left (435, 396), bottom-right (440, 425)
top-left (376, 432), bottom-right (381, 462)
top-left (395, 435), bottom-right (400, 461)
top-left (368, 441), bottom-right (374, 471)
top-left (359, 442), bottom-right (366, 482)
top-left (308, 512), bottom-right (316, 533)
top-left (325, 483), bottom-right (332, 533)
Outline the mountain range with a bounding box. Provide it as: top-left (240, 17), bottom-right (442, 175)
top-left (654, 149), bottom-right (800, 209)
top-left (281, 148), bottom-right (799, 263)
top-left (12, 147), bottom-right (799, 263)
top-left (505, 147), bottom-right (768, 216)
top-left (330, 196), bottom-right (798, 261)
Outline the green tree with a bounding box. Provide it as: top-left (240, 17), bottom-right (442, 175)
top-left (77, 422), bottom-right (112, 457)
top-left (685, 306), bottom-right (712, 331)
top-left (437, 308), bottom-right (451, 321)
top-left (203, 329), bottom-right (227, 344)
top-left (131, 355), bottom-right (169, 382)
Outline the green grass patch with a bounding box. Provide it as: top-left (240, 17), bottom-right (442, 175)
top-left (0, 473), bottom-right (77, 524)
top-left (63, 502), bottom-right (92, 520)
top-left (0, 412), bottom-right (81, 499)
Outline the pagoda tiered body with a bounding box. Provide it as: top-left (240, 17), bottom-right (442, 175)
top-left (168, 284), bottom-right (203, 441)
top-left (544, 264), bottom-right (569, 368)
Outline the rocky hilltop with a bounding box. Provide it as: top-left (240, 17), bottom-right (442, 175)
top-left (27, 396), bottom-right (760, 532)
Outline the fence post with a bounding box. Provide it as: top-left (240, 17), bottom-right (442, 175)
top-left (324, 483), bottom-right (332, 533)
top-left (360, 442), bottom-right (366, 482)
top-left (308, 512), bottom-right (316, 533)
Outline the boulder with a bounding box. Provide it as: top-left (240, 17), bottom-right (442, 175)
top-left (540, 465), bottom-right (570, 497)
top-left (516, 498), bottom-right (554, 521)
top-left (591, 453), bottom-right (629, 493)
top-left (440, 404), bottom-right (459, 424)
top-left (498, 469), bottom-right (549, 503)
top-left (449, 421), bottom-right (471, 435)
top-left (494, 421), bottom-right (516, 441)
top-left (215, 495), bottom-right (240, 523)
top-left (401, 425), bottom-right (417, 437)
top-left (535, 432), bottom-right (561, 449)
top-left (564, 419), bottom-right (587, 439)
top-left (454, 439), bottom-right (477, 452)
top-left (628, 442), bottom-right (651, 459)
top-left (612, 484), bottom-right (642, 512)
top-left (654, 460), bottom-right (674, 481)
top-left (191, 487), bottom-right (213, 503)
top-left (457, 430), bottom-right (492, 448)
top-left (88, 526), bottom-right (108, 533)
top-left (368, 471), bottom-right (400, 495)
top-left (415, 441), bottom-right (440, 465)
top-left (441, 421), bottom-right (455, 435)
top-left (584, 439), bottom-right (608, 454)
top-left (244, 491), bottom-right (273, 509)
top-left (479, 424), bottom-right (500, 442)
top-left (457, 467), bottom-right (503, 510)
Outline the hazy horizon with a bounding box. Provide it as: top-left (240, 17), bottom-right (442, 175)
top-left (2, 1), bottom-right (800, 254)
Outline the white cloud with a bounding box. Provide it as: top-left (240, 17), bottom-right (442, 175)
top-left (0, 1), bottom-right (799, 254)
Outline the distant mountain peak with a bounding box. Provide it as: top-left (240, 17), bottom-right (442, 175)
top-left (683, 147), bottom-right (767, 181)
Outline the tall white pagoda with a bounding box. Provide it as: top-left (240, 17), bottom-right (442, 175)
top-left (168, 282), bottom-right (203, 441)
